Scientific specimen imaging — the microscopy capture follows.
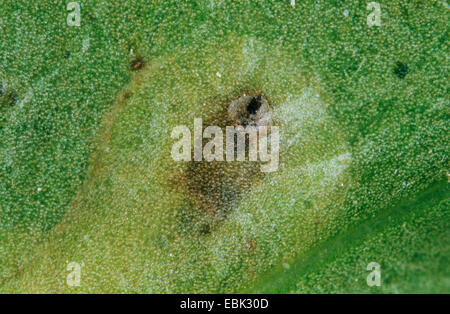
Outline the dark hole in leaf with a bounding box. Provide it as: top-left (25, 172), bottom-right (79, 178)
top-left (246, 96), bottom-right (262, 115)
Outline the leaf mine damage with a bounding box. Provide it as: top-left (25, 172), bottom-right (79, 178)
top-left (172, 91), bottom-right (275, 233)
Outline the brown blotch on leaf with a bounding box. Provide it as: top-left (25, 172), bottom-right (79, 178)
top-left (0, 90), bottom-right (18, 108)
top-left (169, 90), bottom-right (275, 233)
top-left (130, 56), bottom-right (146, 71)
top-left (120, 90), bottom-right (133, 103)
top-left (245, 238), bottom-right (257, 252)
